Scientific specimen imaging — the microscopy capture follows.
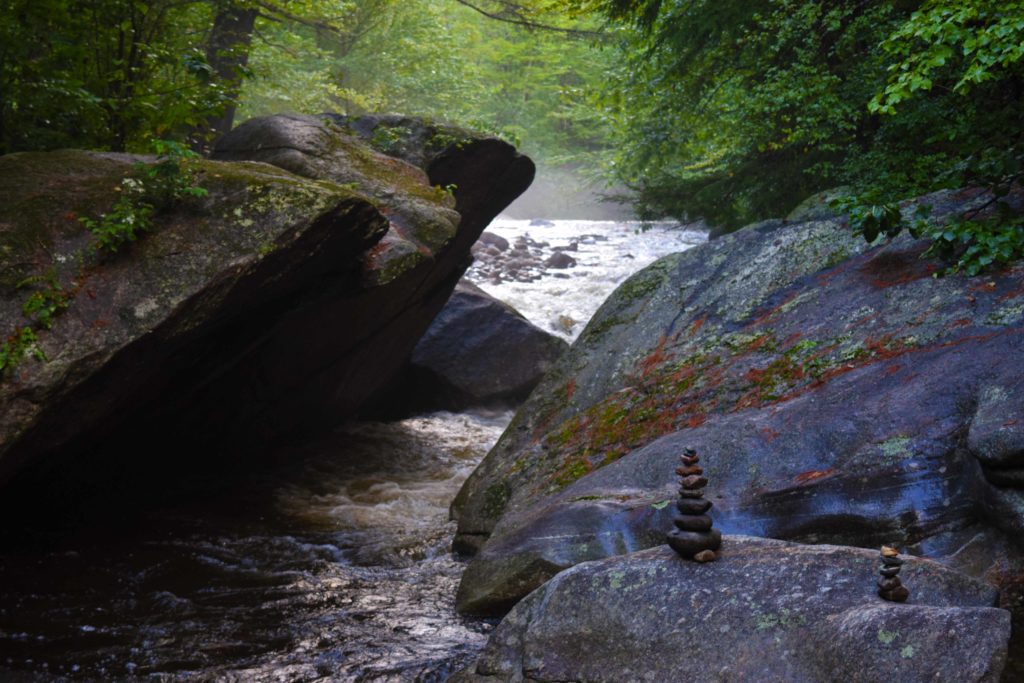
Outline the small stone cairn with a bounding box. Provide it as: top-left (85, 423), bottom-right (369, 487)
top-left (878, 545), bottom-right (910, 602)
top-left (667, 448), bottom-right (722, 562)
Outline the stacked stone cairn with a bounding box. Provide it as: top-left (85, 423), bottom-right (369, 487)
top-left (878, 545), bottom-right (910, 602)
top-left (667, 448), bottom-right (722, 563)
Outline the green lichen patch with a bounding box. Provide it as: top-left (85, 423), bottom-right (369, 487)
top-left (877, 628), bottom-right (900, 645)
top-left (754, 607), bottom-right (806, 631)
top-left (529, 323), bottom-right (937, 493)
top-left (483, 482), bottom-right (511, 520)
top-left (879, 436), bottom-right (914, 462)
top-left (364, 239), bottom-right (429, 288)
top-left (986, 303), bottom-right (1024, 327)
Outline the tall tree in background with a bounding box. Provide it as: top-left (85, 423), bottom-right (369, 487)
top-left (194, 0), bottom-right (400, 145)
top-left (237, 0), bottom-right (609, 168)
top-left (0, 0), bottom-right (218, 152)
top-left (191, 1), bottom-right (258, 150)
top-left (0, 0), bottom-right (421, 153)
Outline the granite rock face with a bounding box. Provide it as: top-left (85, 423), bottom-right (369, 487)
top-left (460, 538), bottom-right (1010, 683)
top-left (0, 113), bottom-right (533, 508)
top-left (384, 281), bottom-right (567, 413)
top-left (452, 188), bottom-right (1024, 615)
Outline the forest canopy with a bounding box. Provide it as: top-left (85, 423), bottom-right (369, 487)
top-left (0, 0), bottom-right (607, 163)
top-left (1, 0), bottom-right (1022, 270)
top-left (581, 0), bottom-right (1023, 272)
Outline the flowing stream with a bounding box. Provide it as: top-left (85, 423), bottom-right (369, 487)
top-left (0, 220), bottom-right (704, 681)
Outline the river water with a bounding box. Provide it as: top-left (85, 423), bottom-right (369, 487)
top-left (0, 220), bottom-right (704, 681)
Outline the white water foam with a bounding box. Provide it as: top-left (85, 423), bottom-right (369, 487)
top-left (467, 218), bottom-right (706, 341)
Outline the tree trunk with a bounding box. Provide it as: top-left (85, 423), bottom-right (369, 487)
top-left (190, 3), bottom-right (257, 153)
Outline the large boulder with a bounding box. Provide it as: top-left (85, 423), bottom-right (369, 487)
top-left (384, 281), bottom-right (567, 413)
top-left (0, 114), bottom-right (533, 510)
top-left (457, 538), bottom-right (1010, 683)
top-left (452, 188), bottom-right (1024, 616)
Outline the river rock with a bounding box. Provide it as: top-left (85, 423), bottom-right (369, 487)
top-left (462, 538), bottom-right (1009, 683)
top-left (380, 281), bottom-right (568, 412)
top-left (477, 231), bottom-right (510, 252)
top-left (543, 252), bottom-right (576, 269)
top-left (452, 187), bottom-right (1024, 616)
top-left (0, 113), bottom-right (533, 511)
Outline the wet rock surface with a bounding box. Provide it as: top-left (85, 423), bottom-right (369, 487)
top-left (460, 538), bottom-right (1010, 683)
top-left (382, 281), bottom-right (567, 413)
top-left (470, 232), bottom-right (593, 284)
top-left (0, 113), bottom-right (533, 509)
top-left (452, 188), bottom-right (1024, 619)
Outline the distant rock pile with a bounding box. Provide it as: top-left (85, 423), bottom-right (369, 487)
top-left (667, 448), bottom-right (721, 562)
top-left (878, 546), bottom-right (910, 603)
top-left (469, 230), bottom-right (590, 284)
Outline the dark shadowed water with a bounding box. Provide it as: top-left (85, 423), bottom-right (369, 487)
top-left (0, 410), bottom-right (510, 681)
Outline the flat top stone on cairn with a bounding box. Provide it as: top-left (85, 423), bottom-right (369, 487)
top-left (667, 448), bottom-right (721, 562)
top-left (878, 545), bottom-right (910, 603)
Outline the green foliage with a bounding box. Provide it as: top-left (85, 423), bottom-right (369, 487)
top-left (580, 0), bottom-right (902, 227)
top-left (80, 179), bottom-right (156, 252)
top-left (237, 0), bottom-right (610, 172)
top-left (0, 0), bottom-right (230, 152)
top-left (831, 0), bottom-right (1024, 275)
top-left (19, 271), bottom-right (69, 329)
top-left (0, 327), bottom-right (43, 373)
top-left (582, 0), bottom-right (1024, 257)
top-left (1, 0), bottom-right (611, 187)
top-left (80, 140), bottom-right (207, 252)
top-left (916, 214), bottom-right (1024, 276)
top-left (431, 183), bottom-right (458, 202)
top-left (144, 139), bottom-right (211, 205)
top-left (831, 195), bottom-right (905, 244)
top-left (0, 1), bottom-right (396, 152)
top-left (1, 272), bottom-right (67, 374)
top-left (837, 195), bottom-right (1024, 277)
top-left (870, 1), bottom-right (1024, 114)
